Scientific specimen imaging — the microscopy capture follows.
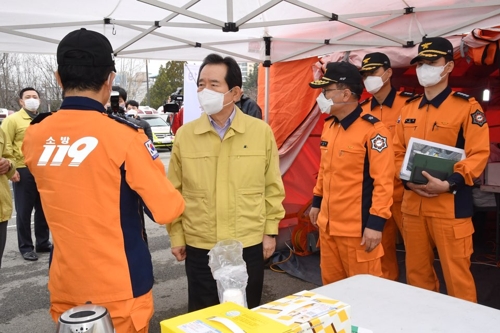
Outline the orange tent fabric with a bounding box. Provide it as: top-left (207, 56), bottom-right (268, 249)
top-left (257, 57), bottom-right (320, 150)
top-left (257, 57), bottom-right (325, 228)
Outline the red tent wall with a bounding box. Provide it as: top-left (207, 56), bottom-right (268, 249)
top-left (257, 57), bottom-right (319, 149)
top-left (257, 57), bottom-right (323, 227)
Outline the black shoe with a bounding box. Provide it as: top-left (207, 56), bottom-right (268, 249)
top-left (36, 244), bottom-right (53, 253)
top-left (22, 251), bottom-right (38, 261)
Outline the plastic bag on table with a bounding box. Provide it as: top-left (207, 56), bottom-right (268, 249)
top-left (208, 239), bottom-right (249, 308)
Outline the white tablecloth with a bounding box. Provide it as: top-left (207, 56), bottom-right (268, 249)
top-left (312, 274), bottom-right (500, 333)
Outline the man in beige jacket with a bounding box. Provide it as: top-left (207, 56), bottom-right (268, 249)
top-left (1, 87), bottom-right (51, 261)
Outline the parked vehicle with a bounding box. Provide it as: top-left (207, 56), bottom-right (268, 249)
top-left (138, 106), bottom-right (157, 115)
top-left (0, 108), bottom-right (10, 124)
top-left (157, 113), bottom-right (172, 125)
top-left (140, 115), bottom-right (174, 150)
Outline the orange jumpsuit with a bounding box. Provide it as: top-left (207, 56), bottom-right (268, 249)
top-left (313, 105), bottom-right (395, 284)
top-left (393, 87), bottom-right (490, 302)
top-left (361, 89), bottom-right (412, 281)
top-left (22, 97), bottom-right (185, 332)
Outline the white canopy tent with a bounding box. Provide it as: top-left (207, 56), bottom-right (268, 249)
top-left (2, 0), bottom-right (500, 118)
top-left (2, 0), bottom-right (500, 63)
top-left (3, 0), bottom-right (500, 240)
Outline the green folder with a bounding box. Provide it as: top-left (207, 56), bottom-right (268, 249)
top-left (410, 153), bottom-right (456, 184)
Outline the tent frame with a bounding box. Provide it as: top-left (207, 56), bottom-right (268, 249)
top-left (2, 0), bottom-right (500, 119)
top-left (2, 1), bottom-right (500, 62)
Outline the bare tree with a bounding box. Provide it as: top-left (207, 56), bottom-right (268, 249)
top-left (0, 53), bottom-right (21, 109)
top-left (115, 58), bottom-right (148, 102)
top-left (0, 53), bottom-right (61, 112)
top-left (0, 54), bottom-right (148, 112)
top-left (31, 54), bottom-right (61, 112)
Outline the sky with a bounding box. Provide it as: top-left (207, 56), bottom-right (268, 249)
top-left (147, 60), bottom-right (168, 76)
top-left (146, 59), bottom-right (200, 77)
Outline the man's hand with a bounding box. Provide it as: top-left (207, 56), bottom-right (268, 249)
top-left (407, 171), bottom-right (449, 197)
top-left (171, 246), bottom-right (186, 262)
top-left (309, 207), bottom-right (320, 228)
top-left (10, 170), bottom-right (20, 182)
top-left (360, 228), bottom-right (382, 252)
top-left (262, 235), bottom-right (276, 260)
top-left (0, 158), bottom-right (10, 175)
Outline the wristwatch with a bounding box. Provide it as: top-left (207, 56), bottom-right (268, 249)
top-left (448, 181), bottom-right (457, 194)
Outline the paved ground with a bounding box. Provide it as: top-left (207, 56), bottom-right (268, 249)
top-left (0, 150), bottom-right (318, 333)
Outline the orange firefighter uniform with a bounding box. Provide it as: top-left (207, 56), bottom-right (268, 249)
top-left (313, 105), bottom-right (395, 284)
top-left (22, 97), bottom-right (185, 332)
top-left (393, 87), bottom-right (490, 302)
top-left (361, 89), bottom-right (413, 281)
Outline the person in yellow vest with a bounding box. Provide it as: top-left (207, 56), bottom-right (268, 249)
top-left (393, 37), bottom-right (490, 302)
top-left (359, 52), bottom-right (413, 281)
top-left (1, 87), bottom-right (51, 261)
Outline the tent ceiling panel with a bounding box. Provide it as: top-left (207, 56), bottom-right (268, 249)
top-left (1, 0), bottom-right (500, 62)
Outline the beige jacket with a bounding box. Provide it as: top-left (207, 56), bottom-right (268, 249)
top-left (0, 128), bottom-right (16, 222)
top-left (0, 108), bottom-right (32, 168)
top-left (167, 108), bottom-right (285, 249)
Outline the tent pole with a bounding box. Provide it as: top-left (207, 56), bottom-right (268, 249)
top-left (263, 37), bottom-right (272, 124)
top-left (146, 60), bottom-right (150, 106)
top-left (265, 66), bottom-right (270, 123)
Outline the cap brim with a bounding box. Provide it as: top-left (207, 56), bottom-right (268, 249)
top-left (410, 53), bottom-right (442, 64)
top-left (309, 78), bottom-right (338, 88)
top-left (359, 64), bottom-right (383, 72)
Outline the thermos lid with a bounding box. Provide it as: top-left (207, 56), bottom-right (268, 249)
top-left (59, 304), bottom-right (109, 324)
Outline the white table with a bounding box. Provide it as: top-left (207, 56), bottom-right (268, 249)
top-left (312, 275), bottom-right (500, 333)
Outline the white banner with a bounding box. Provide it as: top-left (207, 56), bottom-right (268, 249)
top-left (183, 64), bottom-right (202, 125)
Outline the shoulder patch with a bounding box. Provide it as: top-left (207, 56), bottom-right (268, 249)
top-left (360, 98), bottom-right (371, 106)
top-left (471, 109), bottom-right (487, 127)
top-left (361, 114), bottom-right (380, 124)
top-left (453, 91), bottom-right (471, 101)
top-left (399, 91), bottom-right (414, 98)
top-left (108, 113), bottom-right (141, 130)
top-left (144, 140), bottom-right (159, 160)
top-left (370, 134), bottom-right (388, 153)
top-left (405, 94), bottom-right (423, 104)
top-left (31, 111), bottom-right (55, 125)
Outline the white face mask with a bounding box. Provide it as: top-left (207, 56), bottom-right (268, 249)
top-left (316, 91), bottom-right (358, 114)
top-left (416, 63), bottom-right (448, 87)
top-left (363, 71), bottom-right (387, 94)
top-left (316, 92), bottom-right (334, 114)
top-left (24, 98), bottom-right (40, 112)
top-left (197, 88), bottom-right (233, 115)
